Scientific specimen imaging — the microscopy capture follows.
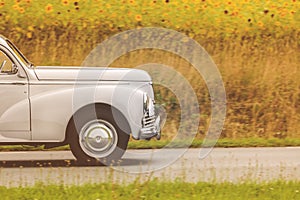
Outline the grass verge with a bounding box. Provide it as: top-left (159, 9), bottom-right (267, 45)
top-left (0, 180), bottom-right (299, 200)
top-left (0, 138), bottom-right (299, 152)
top-left (128, 137), bottom-right (300, 149)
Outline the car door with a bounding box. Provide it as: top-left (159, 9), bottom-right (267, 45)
top-left (0, 49), bottom-right (30, 140)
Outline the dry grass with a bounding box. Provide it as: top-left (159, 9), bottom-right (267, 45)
top-left (6, 30), bottom-right (299, 140)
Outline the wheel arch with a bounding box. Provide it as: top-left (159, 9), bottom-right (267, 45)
top-left (64, 103), bottom-right (131, 143)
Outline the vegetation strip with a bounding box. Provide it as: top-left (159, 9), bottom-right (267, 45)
top-left (0, 138), bottom-right (299, 152)
top-left (0, 180), bottom-right (299, 199)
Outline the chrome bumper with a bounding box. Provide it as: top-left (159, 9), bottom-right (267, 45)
top-left (139, 114), bottom-right (162, 140)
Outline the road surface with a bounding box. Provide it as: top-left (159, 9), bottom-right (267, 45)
top-left (0, 147), bottom-right (299, 187)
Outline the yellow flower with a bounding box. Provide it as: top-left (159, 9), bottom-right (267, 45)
top-left (135, 14), bottom-right (142, 21)
top-left (19, 7), bottom-right (25, 14)
top-left (12, 4), bottom-right (19, 10)
top-left (257, 21), bottom-right (264, 27)
top-left (45, 4), bottom-right (53, 13)
top-left (184, 5), bottom-right (190, 10)
top-left (214, 3), bottom-right (220, 7)
top-left (62, 0), bottom-right (68, 6)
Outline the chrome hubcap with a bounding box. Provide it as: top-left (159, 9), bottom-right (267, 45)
top-left (79, 119), bottom-right (118, 158)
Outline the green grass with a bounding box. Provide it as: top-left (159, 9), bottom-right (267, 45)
top-left (128, 137), bottom-right (300, 149)
top-left (0, 180), bottom-right (299, 200)
top-left (0, 138), bottom-right (299, 152)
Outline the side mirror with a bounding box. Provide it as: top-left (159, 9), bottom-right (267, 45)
top-left (12, 63), bottom-right (18, 73)
top-left (17, 66), bottom-right (27, 78)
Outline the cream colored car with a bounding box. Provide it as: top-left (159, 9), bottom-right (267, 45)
top-left (0, 35), bottom-right (161, 164)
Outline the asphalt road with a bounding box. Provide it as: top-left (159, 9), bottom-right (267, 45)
top-left (0, 147), bottom-right (299, 187)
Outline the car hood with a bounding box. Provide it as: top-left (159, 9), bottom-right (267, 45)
top-left (34, 66), bottom-right (152, 82)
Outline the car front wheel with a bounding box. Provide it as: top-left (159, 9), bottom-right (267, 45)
top-left (68, 105), bottom-right (130, 165)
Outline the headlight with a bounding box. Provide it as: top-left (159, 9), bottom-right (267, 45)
top-left (143, 93), bottom-right (155, 116)
top-left (143, 93), bottom-right (150, 114)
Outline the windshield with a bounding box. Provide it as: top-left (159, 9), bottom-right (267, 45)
top-left (6, 40), bottom-right (31, 67)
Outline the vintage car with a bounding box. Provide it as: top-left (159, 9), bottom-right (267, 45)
top-left (0, 35), bottom-right (161, 164)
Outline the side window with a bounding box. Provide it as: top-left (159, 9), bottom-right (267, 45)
top-left (0, 51), bottom-right (16, 74)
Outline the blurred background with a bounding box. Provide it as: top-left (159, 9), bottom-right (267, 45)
top-left (1, 0), bottom-right (299, 141)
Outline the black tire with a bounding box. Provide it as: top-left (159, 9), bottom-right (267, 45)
top-left (67, 105), bottom-right (130, 166)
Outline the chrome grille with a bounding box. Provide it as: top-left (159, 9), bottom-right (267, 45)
top-left (142, 115), bottom-right (156, 128)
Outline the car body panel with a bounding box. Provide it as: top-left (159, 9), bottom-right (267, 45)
top-left (0, 74), bottom-right (30, 139)
top-left (34, 66), bottom-right (152, 82)
top-left (29, 80), bottom-right (152, 141)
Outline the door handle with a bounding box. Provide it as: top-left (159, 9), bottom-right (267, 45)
top-left (12, 82), bottom-right (26, 85)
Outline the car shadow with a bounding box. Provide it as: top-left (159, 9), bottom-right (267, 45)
top-left (0, 158), bottom-right (149, 168)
